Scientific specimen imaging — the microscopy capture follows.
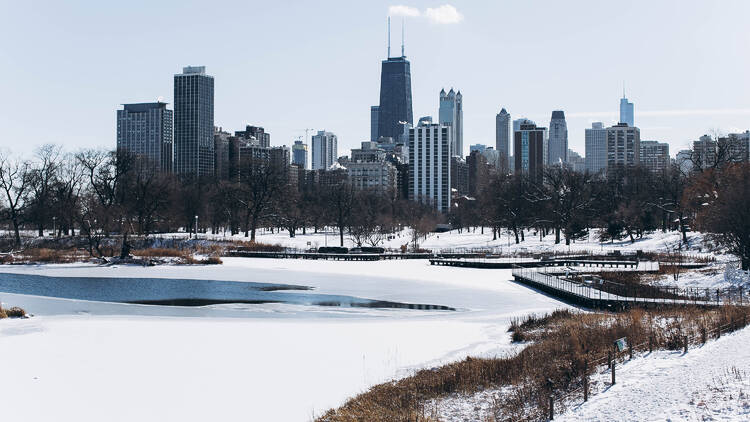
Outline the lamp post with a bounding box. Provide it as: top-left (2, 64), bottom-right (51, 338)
top-left (52, 216), bottom-right (57, 238)
top-left (194, 215), bottom-right (199, 240)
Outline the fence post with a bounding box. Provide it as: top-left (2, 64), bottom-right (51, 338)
top-left (608, 351), bottom-right (612, 369)
top-left (629, 342), bottom-right (633, 360)
top-left (611, 357), bottom-right (616, 385)
top-left (683, 336), bottom-right (688, 354)
top-left (583, 360), bottom-right (589, 402)
top-left (717, 322), bottom-right (721, 338)
top-left (549, 395), bottom-right (554, 420)
top-left (648, 335), bottom-right (653, 353)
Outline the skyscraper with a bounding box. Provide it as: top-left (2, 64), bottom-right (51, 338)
top-left (548, 110), bottom-right (568, 165)
top-left (620, 93), bottom-right (634, 126)
top-left (585, 122), bottom-right (607, 174)
top-left (174, 66), bottom-right (214, 178)
top-left (439, 88), bottom-right (463, 157)
top-left (376, 19), bottom-right (413, 143)
top-left (606, 123), bottom-right (640, 171)
top-left (116, 102), bottom-right (173, 172)
top-left (292, 139), bottom-right (308, 169)
top-left (370, 106), bottom-right (380, 141)
top-left (311, 130), bottom-right (338, 170)
top-left (495, 108), bottom-right (511, 172)
top-left (514, 121), bottom-right (547, 181)
top-left (409, 121), bottom-right (452, 213)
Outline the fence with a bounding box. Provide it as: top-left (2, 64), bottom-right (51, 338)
top-left (511, 266), bottom-right (747, 308)
top-left (545, 316), bottom-right (749, 420)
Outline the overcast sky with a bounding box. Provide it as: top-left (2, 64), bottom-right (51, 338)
top-left (1, 0), bottom-right (749, 158)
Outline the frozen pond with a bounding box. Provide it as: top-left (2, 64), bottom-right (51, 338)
top-left (0, 272), bottom-right (454, 310)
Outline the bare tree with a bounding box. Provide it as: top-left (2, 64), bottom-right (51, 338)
top-left (27, 144), bottom-right (62, 236)
top-left (0, 153), bottom-right (31, 246)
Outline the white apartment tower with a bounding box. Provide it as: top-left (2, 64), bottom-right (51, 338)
top-left (408, 121), bottom-right (452, 213)
top-left (311, 130), bottom-right (338, 170)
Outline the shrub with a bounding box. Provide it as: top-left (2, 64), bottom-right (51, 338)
top-left (5, 307), bottom-right (25, 318)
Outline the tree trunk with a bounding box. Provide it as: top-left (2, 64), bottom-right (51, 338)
top-left (555, 227), bottom-right (561, 244)
top-left (513, 226), bottom-right (519, 244)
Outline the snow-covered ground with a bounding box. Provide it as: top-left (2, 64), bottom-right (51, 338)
top-left (559, 326), bottom-right (750, 421)
top-left (0, 258), bottom-right (566, 421)
top-left (1, 229), bottom-right (745, 421)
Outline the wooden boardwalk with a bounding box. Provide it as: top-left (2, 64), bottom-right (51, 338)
top-left (511, 268), bottom-right (726, 310)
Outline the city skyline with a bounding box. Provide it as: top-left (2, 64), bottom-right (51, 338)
top-left (2, 1), bottom-right (750, 158)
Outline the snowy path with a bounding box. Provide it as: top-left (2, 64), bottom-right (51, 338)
top-left (559, 327), bottom-right (750, 421)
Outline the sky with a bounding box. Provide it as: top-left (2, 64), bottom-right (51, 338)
top-left (1, 0), bottom-right (749, 159)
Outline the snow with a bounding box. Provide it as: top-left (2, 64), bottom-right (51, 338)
top-left (559, 327), bottom-right (750, 421)
top-left (0, 229), bottom-right (743, 421)
top-left (0, 258), bottom-right (567, 421)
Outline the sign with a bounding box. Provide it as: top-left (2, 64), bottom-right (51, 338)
top-left (615, 337), bottom-right (628, 352)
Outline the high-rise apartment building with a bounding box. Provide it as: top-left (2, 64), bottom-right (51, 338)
top-left (174, 66), bottom-right (214, 178)
top-left (495, 108), bottom-right (511, 172)
top-left (585, 122), bottom-right (607, 174)
top-left (620, 94), bottom-right (634, 127)
top-left (116, 102), bottom-right (173, 172)
top-left (606, 123), bottom-right (640, 171)
top-left (235, 125), bottom-right (270, 148)
top-left (311, 130), bottom-right (338, 170)
top-left (514, 122), bottom-right (547, 181)
top-left (567, 150), bottom-right (586, 173)
top-left (292, 140), bottom-right (308, 169)
top-left (692, 135), bottom-right (717, 169)
top-left (408, 122), bottom-right (452, 213)
top-left (548, 110), bottom-right (568, 165)
top-left (640, 140), bottom-right (670, 173)
top-left (439, 88), bottom-right (463, 157)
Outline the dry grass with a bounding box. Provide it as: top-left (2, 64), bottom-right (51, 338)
top-left (0, 304), bottom-right (26, 319)
top-left (317, 306), bottom-right (750, 422)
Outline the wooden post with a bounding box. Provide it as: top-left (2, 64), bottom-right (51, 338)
top-left (683, 336), bottom-right (688, 354)
top-left (608, 351), bottom-right (612, 369)
top-left (549, 395), bottom-right (554, 420)
top-left (583, 359), bottom-right (589, 402)
top-left (717, 322), bottom-right (721, 338)
top-left (648, 335), bottom-right (653, 353)
top-left (611, 358), bottom-right (616, 385)
top-left (629, 343), bottom-right (633, 360)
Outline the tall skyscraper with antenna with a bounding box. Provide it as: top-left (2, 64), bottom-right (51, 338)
top-left (372, 17), bottom-right (413, 143)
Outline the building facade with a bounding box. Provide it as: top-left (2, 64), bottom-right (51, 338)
top-left (548, 110), bottom-right (568, 165)
top-left (692, 135), bottom-right (717, 169)
top-left (450, 156), bottom-right (469, 197)
top-left (514, 122), bottom-right (547, 181)
top-left (606, 123), bottom-right (640, 171)
top-left (292, 140), bottom-right (308, 169)
top-left (377, 56), bottom-right (413, 142)
top-left (174, 66), bottom-right (214, 178)
top-left (311, 130), bottom-right (338, 170)
top-left (467, 150), bottom-right (489, 197)
top-left (408, 123), bottom-right (452, 213)
top-left (640, 140), bottom-right (670, 173)
top-left (439, 88), bottom-right (463, 157)
top-left (495, 108), bottom-right (511, 172)
top-left (585, 122), bottom-right (607, 174)
top-left (235, 125), bottom-right (270, 147)
top-left (370, 106), bottom-right (380, 141)
top-left (116, 102), bottom-right (173, 172)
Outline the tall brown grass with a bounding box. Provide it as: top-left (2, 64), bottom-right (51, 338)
top-left (317, 306), bottom-right (750, 422)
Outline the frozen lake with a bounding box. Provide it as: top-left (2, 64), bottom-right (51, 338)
top-left (0, 259), bottom-right (567, 421)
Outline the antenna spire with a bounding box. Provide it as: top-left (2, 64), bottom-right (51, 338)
top-left (401, 18), bottom-right (405, 57)
top-left (387, 16), bottom-right (391, 58)
top-left (623, 81), bottom-right (626, 98)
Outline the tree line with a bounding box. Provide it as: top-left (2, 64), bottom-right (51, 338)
top-left (1, 144), bottom-right (749, 268)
